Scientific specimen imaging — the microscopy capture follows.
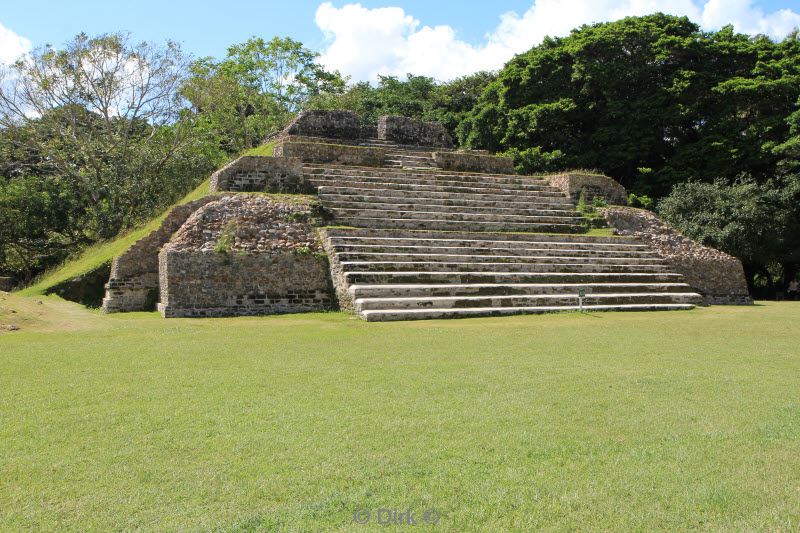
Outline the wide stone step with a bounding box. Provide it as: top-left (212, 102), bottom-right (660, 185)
top-left (317, 185), bottom-right (573, 204)
top-left (318, 192), bottom-right (575, 211)
top-left (355, 292), bottom-right (704, 311)
top-left (349, 282), bottom-right (696, 299)
top-left (329, 242), bottom-right (658, 257)
top-left (329, 207), bottom-right (582, 224)
top-left (323, 228), bottom-right (641, 246)
top-left (309, 173), bottom-right (561, 192)
top-left (308, 178), bottom-right (566, 197)
top-left (322, 198), bottom-right (578, 216)
top-left (340, 261), bottom-right (670, 274)
top-left (333, 216), bottom-right (585, 233)
top-left (303, 165), bottom-right (524, 180)
top-left (336, 252), bottom-right (663, 266)
top-left (360, 303), bottom-right (697, 321)
top-left (308, 168), bottom-right (552, 187)
top-left (344, 271), bottom-right (685, 285)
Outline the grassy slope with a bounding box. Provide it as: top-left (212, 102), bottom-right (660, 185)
top-left (18, 178), bottom-right (211, 296)
top-left (1, 296), bottom-right (799, 531)
top-left (242, 143), bottom-right (275, 156)
top-left (18, 142), bottom-right (276, 297)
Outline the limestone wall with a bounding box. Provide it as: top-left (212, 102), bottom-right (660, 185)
top-left (158, 195), bottom-right (334, 318)
top-left (433, 151), bottom-right (515, 174)
top-left (102, 196), bottom-right (218, 313)
top-left (601, 206), bottom-right (752, 304)
top-left (282, 110), bottom-right (361, 139)
top-left (209, 156), bottom-right (307, 193)
top-left (274, 139), bottom-right (386, 167)
top-left (549, 172), bottom-right (628, 205)
top-left (158, 251), bottom-right (332, 318)
top-left (378, 116), bottom-right (454, 148)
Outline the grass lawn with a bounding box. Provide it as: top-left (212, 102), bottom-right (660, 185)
top-left (1, 296), bottom-right (798, 530)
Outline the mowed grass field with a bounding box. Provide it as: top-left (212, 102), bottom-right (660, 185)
top-left (1, 294), bottom-right (799, 531)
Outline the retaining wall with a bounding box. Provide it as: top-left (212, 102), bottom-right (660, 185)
top-left (601, 206), bottom-right (752, 304)
top-left (157, 251), bottom-right (333, 317)
top-left (102, 196), bottom-right (219, 313)
top-left (209, 156), bottom-right (307, 193)
top-left (433, 151), bottom-right (515, 174)
top-left (549, 173), bottom-right (628, 205)
top-left (274, 139), bottom-right (386, 167)
top-left (378, 116), bottom-right (454, 148)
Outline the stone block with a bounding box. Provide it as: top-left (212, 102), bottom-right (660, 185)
top-left (282, 110), bottom-right (361, 140)
top-left (274, 140), bottom-right (386, 167)
top-left (433, 151), bottom-right (515, 174)
top-left (377, 115), bottom-right (454, 148)
top-left (209, 156), bottom-right (306, 193)
top-left (157, 195), bottom-right (335, 318)
top-left (549, 172), bottom-right (628, 205)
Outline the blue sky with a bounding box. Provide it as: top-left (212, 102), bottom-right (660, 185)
top-left (1, 0), bottom-right (799, 81)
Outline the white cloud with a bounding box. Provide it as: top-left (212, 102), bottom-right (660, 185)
top-left (315, 0), bottom-right (800, 82)
top-left (701, 0), bottom-right (800, 36)
top-left (0, 21), bottom-right (31, 65)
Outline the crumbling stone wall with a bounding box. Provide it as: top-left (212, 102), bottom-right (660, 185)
top-left (433, 151), bottom-right (515, 174)
top-left (549, 173), bottom-right (628, 205)
top-left (158, 195), bottom-right (334, 318)
top-left (209, 156), bottom-right (307, 192)
top-left (602, 206), bottom-right (752, 304)
top-left (102, 196), bottom-right (218, 313)
top-left (274, 139), bottom-right (386, 167)
top-left (378, 115), bottom-right (454, 148)
top-left (282, 109), bottom-right (361, 139)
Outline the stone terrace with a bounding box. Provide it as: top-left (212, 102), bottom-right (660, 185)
top-left (104, 110), bottom-right (750, 320)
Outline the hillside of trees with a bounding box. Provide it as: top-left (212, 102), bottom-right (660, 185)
top-left (1, 14), bottom-right (799, 296)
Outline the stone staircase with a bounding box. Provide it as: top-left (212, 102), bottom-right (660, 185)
top-left (323, 228), bottom-right (702, 321)
top-left (306, 165), bottom-right (585, 233)
top-left (307, 160), bottom-right (704, 321)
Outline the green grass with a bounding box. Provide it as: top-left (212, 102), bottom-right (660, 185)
top-left (1, 296), bottom-right (799, 531)
top-left (242, 143), bottom-right (275, 156)
top-left (19, 140), bottom-right (277, 297)
top-left (18, 179), bottom-right (212, 297)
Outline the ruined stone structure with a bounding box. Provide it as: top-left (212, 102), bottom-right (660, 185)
top-left (209, 156), bottom-right (306, 193)
top-left (102, 196), bottom-right (219, 313)
top-left (601, 207), bottom-right (752, 304)
top-left (157, 195), bottom-right (333, 318)
top-left (102, 110), bottom-right (750, 320)
top-left (377, 115), bottom-right (454, 148)
top-left (549, 172), bottom-right (628, 205)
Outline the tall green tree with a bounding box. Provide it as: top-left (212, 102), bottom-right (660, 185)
top-left (460, 15), bottom-right (800, 196)
top-left (182, 37), bottom-right (345, 152)
top-left (0, 33), bottom-right (224, 280)
top-left (307, 71), bottom-right (495, 142)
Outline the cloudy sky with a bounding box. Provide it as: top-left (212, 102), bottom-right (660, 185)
top-left (2, 0), bottom-right (799, 81)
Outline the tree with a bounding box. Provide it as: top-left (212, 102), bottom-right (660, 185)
top-left (657, 178), bottom-right (799, 293)
top-left (307, 71), bottom-right (496, 143)
top-left (459, 15), bottom-right (800, 196)
top-left (0, 33), bottom-right (224, 280)
top-left (183, 37), bottom-right (345, 152)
